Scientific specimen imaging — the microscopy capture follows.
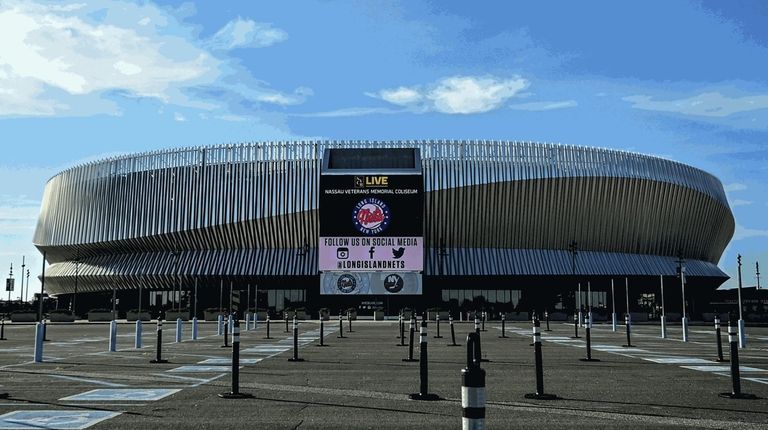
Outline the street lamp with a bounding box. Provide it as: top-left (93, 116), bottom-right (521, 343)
top-left (757, 261), bottom-right (761, 290)
top-left (737, 255), bottom-right (746, 348)
top-left (675, 251), bottom-right (688, 342)
top-left (20, 257), bottom-right (25, 304)
top-left (568, 241), bottom-right (581, 327)
top-left (72, 256), bottom-right (80, 317)
top-left (7, 263), bottom-right (13, 304)
top-left (25, 269), bottom-right (30, 303)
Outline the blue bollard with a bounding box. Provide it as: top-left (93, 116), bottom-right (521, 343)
top-left (192, 317), bottom-right (198, 340)
top-left (135, 320), bottom-right (142, 349)
top-left (175, 318), bottom-right (182, 343)
top-left (33, 322), bottom-right (44, 363)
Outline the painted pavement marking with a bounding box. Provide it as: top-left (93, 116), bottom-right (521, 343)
top-left (680, 365), bottom-right (768, 373)
top-left (60, 388), bottom-right (180, 402)
top-left (643, 357), bottom-right (713, 364)
top-left (743, 377), bottom-right (768, 385)
top-left (167, 365), bottom-right (239, 373)
top-left (199, 358), bottom-right (262, 365)
top-left (0, 410), bottom-right (121, 429)
top-left (48, 375), bottom-right (127, 388)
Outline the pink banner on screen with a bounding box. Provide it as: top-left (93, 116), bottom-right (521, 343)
top-left (319, 236), bottom-right (423, 271)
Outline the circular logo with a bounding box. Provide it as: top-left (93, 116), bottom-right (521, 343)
top-left (383, 274), bottom-right (404, 293)
top-left (337, 274), bottom-right (358, 294)
top-left (352, 198), bottom-right (390, 235)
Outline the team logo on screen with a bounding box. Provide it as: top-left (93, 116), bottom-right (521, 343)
top-left (383, 274), bottom-right (404, 293)
top-left (352, 198), bottom-right (390, 235)
top-left (337, 274), bottom-right (358, 294)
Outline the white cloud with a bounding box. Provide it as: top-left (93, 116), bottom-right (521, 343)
top-left (731, 199), bottom-right (752, 206)
top-left (733, 224), bottom-right (768, 241)
top-left (292, 107), bottom-right (401, 118)
top-left (208, 18), bottom-right (287, 50)
top-left (0, 1), bottom-right (305, 117)
top-left (508, 100), bottom-right (577, 111)
top-left (174, 112), bottom-right (186, 122)
top-left (724, 183), bottom-right (747, 192)
top-left (376, 87), bottom-right (423, 106)
top-left (623, 92), bottom-right (768, 117)
top-left (370, 75), bottom-right (529, 114)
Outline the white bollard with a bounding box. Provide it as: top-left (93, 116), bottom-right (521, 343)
top-left (135, 320), bottom-right (143, 349)
top-left (191, 317), bottom-right (198, 340)
top-left (253, 312), bottom-right (258, 329)
top-left (109, 320), bottom-right (117, 352)
top-left (217, 314), bottom-right (224, 336)
top-left (738, 319), bottom-right (746, 348)
top-left (611, 313), bottom-right (617, 332)
top-left (245, 312), bottom-right (251, 331)
top-left (175, 318), bottom-right (182, 343)
top-left (682, 316), bottom-right (689, 342)
top-left (660, 315), bottom-right (667, 339)
top-left (33, 322), bottom-right (44, 363)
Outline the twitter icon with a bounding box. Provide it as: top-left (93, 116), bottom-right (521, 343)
top-left (392, 247), bottom-right (405, 259)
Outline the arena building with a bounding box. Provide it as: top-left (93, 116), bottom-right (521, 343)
top-left (33, 141), bottom-right (734, 319)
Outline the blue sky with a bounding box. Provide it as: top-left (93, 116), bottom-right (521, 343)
top-left (1, 0), bottom-right (767, 296)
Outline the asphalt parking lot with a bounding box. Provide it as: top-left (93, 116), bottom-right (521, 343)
top-left (1, 317), bottom-right (767, 429)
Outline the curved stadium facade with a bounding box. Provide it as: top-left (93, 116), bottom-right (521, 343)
top-left (33, 141), bottom-right (734, 317)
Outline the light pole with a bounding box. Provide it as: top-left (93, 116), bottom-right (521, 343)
top-left (675, 252), bottom-right (688, 342)
top-left (611, 278), bottom-right (617, 331)
top-left (737, 255), bottom-right (746, 348)
top-left (73, 257), bottom-right (80, 317)
top-left (756, 261), bottom-right (761, 290)
top-left (20, 256), bottom-right (25, 304)
top-left (38, 252), bottom-right (46, 322)
top-left (569, 241), bottom-right (580, 326)
top-left (7, 263), bottom-right (13, 304)
top-left (660, 275), bottom-right (666, 338)
top-left (25, 269), bottom-right (30, 302)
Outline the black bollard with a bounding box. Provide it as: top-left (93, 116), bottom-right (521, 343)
top-left (579, 314), bottom-right (599, 362)
top-left (337, 313), bottom-right (345, 338)
top-left (284, 312), bottom-right (289, 333)
top-left (474, 315), bottom-right (480, 335)
top-left (434, 314), bottom-right (443, 339)
top-left (719, 319), bottom-right (758, 399)
top-left (571, 312), bottom-right (580, 338)
top-left (403, 316), bottom-right (418, 362)
top-left (264, 315), bottom-right (272, 339)
top-left (481, 311), bottom-right (486, 332)
top-left (714, 316), bottom-right (725, 362)
top-left (408, 315), bottom-right (440, 400)
top-left (545, 310), bottom-right (551, 332)
top-left (499, 313), bottom-right (507, 338)
top-left (149, 319), bottom-right (168, 364)
top-left (622, 313), bottom-right (635, 347)
top-left (221, 314), bottom-right (230, 348)
top-left (0, 316), bottom-right (6, 341)
top-left (448, 314), bottom-right (458, 346)
top-left (397, 313), bottom-right (403, 339)
top-left (347, 310), bottom-right (353, 333)
top-left (288, 317), bottom-right (304, 362)
top-left (462, 332), bottom-right (486, 430)
top-left (219, 315), bottom-right (253, 399)
top-left (397, 315), bottom-right (406, 346)
top-left (524, 316), bottom-right (559, 400)
top-left (317, 316), bottom-right (327, 347)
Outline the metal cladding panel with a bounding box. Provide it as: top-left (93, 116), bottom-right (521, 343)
top-left (32, 141), bottom-right (735, 294)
